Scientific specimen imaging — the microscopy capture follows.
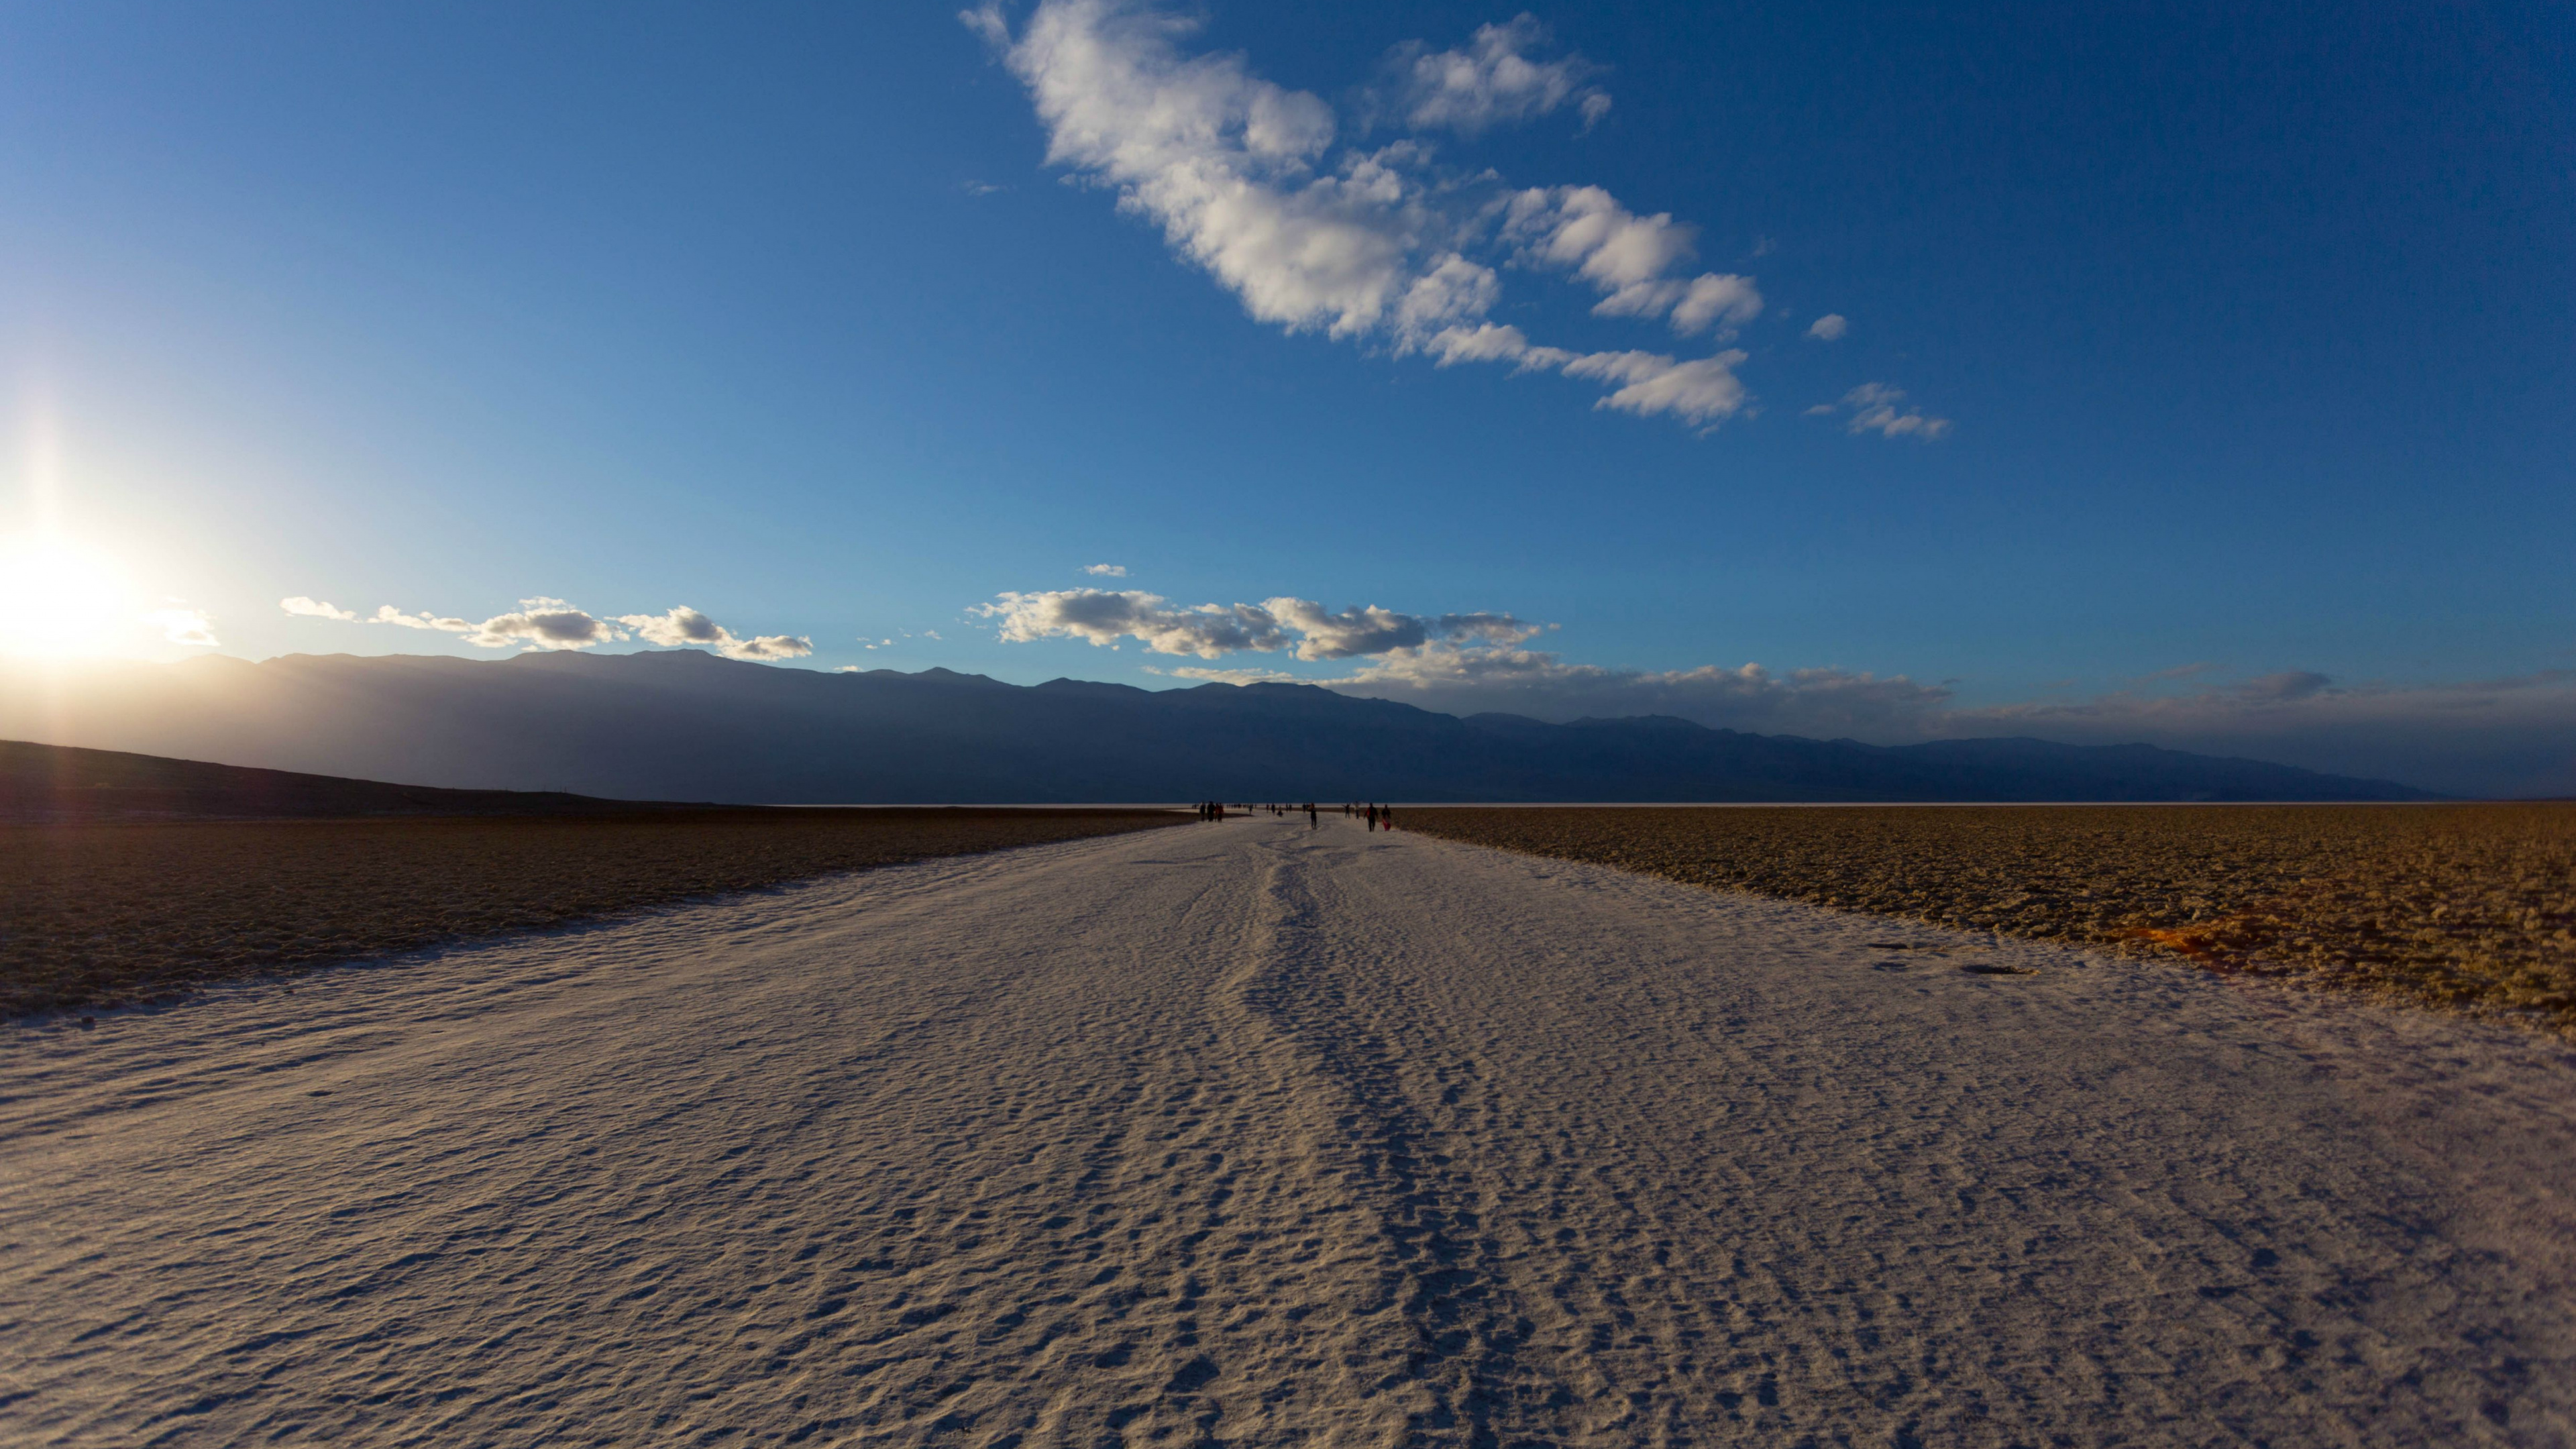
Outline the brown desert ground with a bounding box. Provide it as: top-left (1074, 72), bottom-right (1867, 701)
top-left (1403, 803), bottom-right (2576, 1032)
top-left (0, 808), bottom-right (1185, 1016)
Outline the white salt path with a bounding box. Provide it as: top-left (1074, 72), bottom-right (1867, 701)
top-left (6, 818), bottom-right (2575, 1446)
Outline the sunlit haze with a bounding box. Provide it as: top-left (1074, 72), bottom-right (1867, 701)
top-left (0, 537), bottom-right (153, 658)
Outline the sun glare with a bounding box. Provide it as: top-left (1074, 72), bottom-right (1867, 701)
top-left (0, 537), bottom-right (134, 657)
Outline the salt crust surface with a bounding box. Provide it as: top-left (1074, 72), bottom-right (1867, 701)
top-left (6, 818), bottom-right (2574, 1445)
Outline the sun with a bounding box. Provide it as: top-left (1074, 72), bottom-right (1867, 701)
top-left (0, 537), bottom-right (134, 657)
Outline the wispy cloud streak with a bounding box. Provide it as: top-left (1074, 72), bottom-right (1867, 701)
top-left (284, 595), bottom-right (810, 659)
top-left (965, 0), bottom-right (1774, 427)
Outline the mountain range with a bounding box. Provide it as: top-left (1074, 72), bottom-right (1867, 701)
top-left (0, 649), bottom-right (2439, 803)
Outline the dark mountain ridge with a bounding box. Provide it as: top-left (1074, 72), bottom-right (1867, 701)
top-left (0, 649), bottom-right (2439, 803)
top-left (0, 739), bottom-right (702, 824)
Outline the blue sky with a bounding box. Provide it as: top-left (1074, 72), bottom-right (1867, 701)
top-left (1, 1), bottom-right (2570, 792)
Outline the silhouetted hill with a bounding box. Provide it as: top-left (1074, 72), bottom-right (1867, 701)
top-left (0, 651), bottom-right (2440, 804)
top-left (0, 739), bottom-right (702, 823)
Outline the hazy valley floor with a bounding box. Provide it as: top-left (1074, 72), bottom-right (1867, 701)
top-left (7, 818), bottom-right (2575, 1446)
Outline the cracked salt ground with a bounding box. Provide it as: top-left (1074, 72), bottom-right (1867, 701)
top-left (6, 819), bottom-right (2575, 1445)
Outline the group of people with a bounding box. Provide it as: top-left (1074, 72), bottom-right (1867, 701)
top-left (1193, 800), bottom-right (1320, 824)
top-left (1190, 800), bottom-right (1394, 831)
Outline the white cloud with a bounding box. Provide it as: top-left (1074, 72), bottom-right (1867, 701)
top-left (1145, 664), bottom-right (1300, 685)
top-left (1503, 186), bottom-right (1689, 299)
top-left (961, 2), bottom-right (1008, 47)
top-left (979, 587), bottom-right (1534, 661)
top-left (370, 604), bottom-right (479, 635)
top-left (1500, 186), bottom-right (1762, 335)
top-left (374, 596), bottom-right (608, 649)
top-left (368, 598), bottom-right (619, 647)
top-left (144, 607), bottom-right (219, 647)
top-left (1815, 382), bottom-right (1951, 441)
top-left (1391, 252), bottom-right (1503, 341)
top-left (1670, 274), bottom-right (1764, 335)
top-left (619, 606), bottom-right (728, 647)
top-left (1383, 15), bottom-right (1609, 136)
top-left (1560, 349), bottom-right (1752, 426)
top-left (969, 1), bottom-right (1774, 427)
top-left (983, 0), bottom-right (1414, 339)
top-left (449, 598), bottom-right (621, 650)
top-left (1082, 563), bottom-right (1129, 576)
top-left (980, 589), bottom-right (1291, 658)
top-left (616, 605), bottom-right (813, 661)
top-left (1266, 597), bottom-right (1537, 660)
top-left (726, 635), bottom-right (814, 660)
top-left (1424, 321), bottom-right (1540, 366)
top-left (1420, 325), bottom-right (1754, 426)
top-left (1807, 313), bottom-right (1847, 341)
top-left (286, 592), bottom-right (813, 659)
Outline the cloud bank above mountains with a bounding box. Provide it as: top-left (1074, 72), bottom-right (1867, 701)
top-left (973, 584), bottom-right (1962, 740)
top-left (1328, 651), bottom-right (2576, 799)
top-left (1324, 644), bottom-right (2576, 798)
top-left (969, 580), bottom-right (2575, 796)
top-left (965, 0), bottom-right (1931, 433)
top-left (262, 574), bottom-right (2571, 796)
